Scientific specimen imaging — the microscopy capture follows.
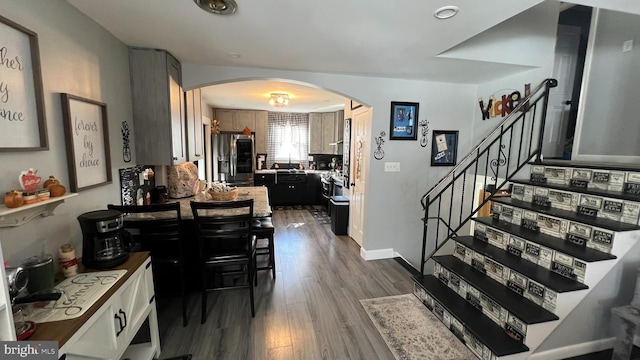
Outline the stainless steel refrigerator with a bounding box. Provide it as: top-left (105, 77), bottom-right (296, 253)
top-left (212, 133), bottom-right (255, 186)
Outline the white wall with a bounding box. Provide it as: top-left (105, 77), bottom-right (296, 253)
top-left (0, 1), bottom-right (133, 266)
top-left (573, 8), bottom-right (640, 162)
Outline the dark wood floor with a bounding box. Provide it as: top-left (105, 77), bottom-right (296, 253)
top-left (155, 208), bottom-right (414, 360)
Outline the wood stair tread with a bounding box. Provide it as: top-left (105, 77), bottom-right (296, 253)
top-left (433, 255), bottom-right (559, 324)
top-left (413, 275), bottom-right (530, 356)
top-left (474, 216), bottom-right (616, 262)
top-left (510, 179), bottom-right (640, 204)
top-left (454, 235), bottom-right (588, 293)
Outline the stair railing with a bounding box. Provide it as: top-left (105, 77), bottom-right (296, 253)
top-left (419, 78), bottom-right (558, 275)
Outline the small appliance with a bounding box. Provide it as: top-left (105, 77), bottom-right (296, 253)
top-left (78, 210), bottom-right (133, 269)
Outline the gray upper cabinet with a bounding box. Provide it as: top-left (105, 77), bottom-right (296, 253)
top-left (309, 110), bottom-right (344, 155)
top-left (185, 88), bottom-right (204, 161)
top-left (215, 109), bottom-right (256, 132)
top-left (129, 48), bottom-right (186, 165)
top-left (254, 111), bottom-right (268, 154)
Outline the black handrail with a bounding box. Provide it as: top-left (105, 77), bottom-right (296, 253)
top-left (418, 78), bottom-right (557, 275)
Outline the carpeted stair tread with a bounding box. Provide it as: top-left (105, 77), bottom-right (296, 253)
top-left (454, 235), bottom-right (588, 293)
top-left (433, 255), bottom-right (559, 324)
top-left (492, 196), bottom-right (640, 233)
top-left (510, 178), bottom-right (640, 204)
top-left (414, 275), bottom-right (529, 357)
top-left (474, 216), bottom-right (616, 262)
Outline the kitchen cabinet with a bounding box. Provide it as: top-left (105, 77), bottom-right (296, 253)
top-left (216, 109), bottom-right (256, 133)
top-left (185, 88), bottom-right (204, 161)
top-left (255, 173), bottom-right (275, 187)
top-left (130, 48), bottom-right (186, 165)
top-left (306, 173), bottom-right (322, 205)
top-left (57, 253), bottom-right (160, 360)
top-left (309, 111), bottom-right (344, 155)
top-left (255, 110), bottom-right (268, 154)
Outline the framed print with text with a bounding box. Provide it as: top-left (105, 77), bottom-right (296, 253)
top-left (431, 130), bottom-right (458, 166)
top-left (61, 93), bottom-right (112, 192)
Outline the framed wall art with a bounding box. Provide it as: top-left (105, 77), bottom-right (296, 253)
top-left (0, 15), bottom-right (48, 151)
top-left (389, 101), bottom-right (418, 140)
top-left (431, 130), bottom-right (459, 166)
top-left (61, 94), bottom-right (112, 192)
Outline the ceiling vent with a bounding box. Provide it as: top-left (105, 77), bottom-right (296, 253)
top-left (194, 0), bottom-right (237, 15)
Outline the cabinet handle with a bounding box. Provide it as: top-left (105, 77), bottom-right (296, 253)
top-left (119, 309), bottom-right (128, 329)
top-left (195, 154), bottom-right (201, 157)
top-left (115, 313), bottom-right (124, 336)
top-left (173, 157), bottom-right (178, 161)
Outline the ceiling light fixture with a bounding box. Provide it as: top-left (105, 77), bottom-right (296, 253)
top-left (434, 5), bottom-right (459, 19)
top-left (194, 0), bottom-right (237, 15)
top-left (269, 93), bottom-right (290, 107)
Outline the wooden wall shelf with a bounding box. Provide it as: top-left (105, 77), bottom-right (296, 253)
top-left (0, 193), bottom-right (78, 228)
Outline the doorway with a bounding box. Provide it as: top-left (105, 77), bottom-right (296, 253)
top-left (543, 5), bottom-right (592, 159)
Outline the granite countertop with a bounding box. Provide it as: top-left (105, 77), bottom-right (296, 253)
top-left (255, 169), bottom-right (331, 175)
top-left (124, 186), bottom-right (271, 220)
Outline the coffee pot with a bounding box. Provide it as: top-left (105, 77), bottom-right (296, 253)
top-left (78, 210), bottom-right (133, 269)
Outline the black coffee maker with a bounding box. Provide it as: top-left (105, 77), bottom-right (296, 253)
top-left (78, 210), bottom-right (132, 269)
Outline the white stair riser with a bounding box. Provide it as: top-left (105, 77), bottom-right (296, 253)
top-left (490, 204), bottom-right (616, 254)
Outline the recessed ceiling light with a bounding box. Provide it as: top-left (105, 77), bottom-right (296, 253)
top-left (434, 5), bottom-right (459, 19)
top-left (194, 0), bottom-right (237, 15)
top-left (227, 53), bottom-right (241, 58)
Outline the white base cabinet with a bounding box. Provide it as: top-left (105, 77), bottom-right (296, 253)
top-left (58, 254), bottom-right (160, 360)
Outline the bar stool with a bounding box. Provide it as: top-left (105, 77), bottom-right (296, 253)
top-left (253, 217), bottom-right (275, 281)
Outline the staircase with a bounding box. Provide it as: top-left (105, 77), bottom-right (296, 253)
top-left (412, 79), bottom-right (640, 359)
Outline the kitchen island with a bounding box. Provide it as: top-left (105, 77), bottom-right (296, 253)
top-left (124, 186), bottom-right (271, 220)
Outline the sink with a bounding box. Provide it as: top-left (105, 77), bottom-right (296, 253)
top-left (276, 169), bottom-right (304, 174)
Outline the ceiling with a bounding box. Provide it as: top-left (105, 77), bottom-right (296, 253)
top-left (66, 0), bottom-right (640, 113)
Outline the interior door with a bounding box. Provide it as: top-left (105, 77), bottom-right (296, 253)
top-left (349, 107), bottom-right (371, 246)
top-left (543, 24), bottom-right (581, 159)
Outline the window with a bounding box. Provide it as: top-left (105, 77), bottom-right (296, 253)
top-left (267, 112), bottom-right (309, 168)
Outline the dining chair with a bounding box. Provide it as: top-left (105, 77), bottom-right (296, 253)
top-left (107, 202), bottom-right (188, 326)
top-left (190, 199), bottom-right (257, 322)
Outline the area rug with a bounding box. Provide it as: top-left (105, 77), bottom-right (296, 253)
top-left (360, 294), bottom-right (476, 360)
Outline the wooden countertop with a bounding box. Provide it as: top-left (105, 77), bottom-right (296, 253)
top-left (27, 252), bottom-right (150, 348)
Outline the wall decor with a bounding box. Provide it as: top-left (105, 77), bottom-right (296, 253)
top-left (478, 83), bottom-right (530, 120)
top-left (61, 94), bottom-right (112, 192)
top-left (374, 131), bottom-right (386, 160)
top-left (0, 15), bottom-right (47, 151)
top-left (389, 101), bottom-right (418, 140)
top-left (351, 100), bottom-right (363, 110)
top-left (419, 120), bottom-right (430, 147)
top-left (121, 121), bottom-right (131, 163)
top-left (431, 130), bottom-right (459, 166)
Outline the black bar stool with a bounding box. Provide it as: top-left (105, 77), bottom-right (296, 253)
top-left (253, 217), bottom-right (275, 281)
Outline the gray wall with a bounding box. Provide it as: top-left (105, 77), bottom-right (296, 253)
top-left (0, 0), bottom-right (133, 266)
top-left (574, 9), bottom-right (640, 159)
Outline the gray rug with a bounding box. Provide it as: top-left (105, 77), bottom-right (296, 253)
top-left (361, 294), bottom-right (476, 360)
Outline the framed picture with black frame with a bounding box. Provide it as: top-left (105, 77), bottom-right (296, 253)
top-left (431, 130), bottom-right (458, 166)
top-left (389, 101), bottom-right (418, 140)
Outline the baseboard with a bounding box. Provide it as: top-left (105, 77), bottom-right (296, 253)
top-left (529, 337), bottom-right (616, 360)
top-left (360, 247), bottom-right (395, 260)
